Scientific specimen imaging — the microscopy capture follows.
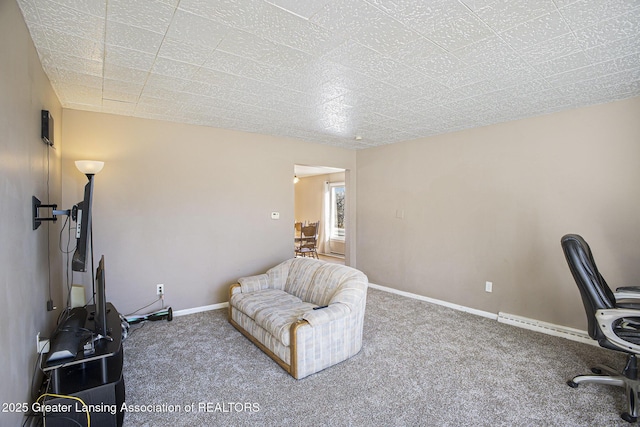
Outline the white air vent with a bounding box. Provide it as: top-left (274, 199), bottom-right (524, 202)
top-left (497, 312), bottom-right (595, 346)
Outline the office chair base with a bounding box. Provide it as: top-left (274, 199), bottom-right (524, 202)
top-left (568, 361), bottom-right (640, 423)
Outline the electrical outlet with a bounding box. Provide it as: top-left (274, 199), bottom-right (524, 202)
top-left (36, 332), bottom-right (49, 354)
top-left (485, 281), bottom-right (493, 293)
top-left (156, 284), bottom-right (164, 296)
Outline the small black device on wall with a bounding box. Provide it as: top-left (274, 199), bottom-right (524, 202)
top-left (41, 109), bottom-right (54, 146)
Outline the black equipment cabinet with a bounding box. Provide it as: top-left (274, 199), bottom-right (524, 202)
top-left (42, 303), bottom-right (125, 427)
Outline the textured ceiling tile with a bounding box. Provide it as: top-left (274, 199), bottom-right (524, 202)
top-left (544, 54), bottom-right (637, 88)
top-left (178, 0), bottom-right (268, 30)
top-left (106, 21), bottom-right (164, 54)
top-left (401, 82), bottom-right (453, 105)
top-left (46, 68), bottom-right (102, 88)
top-left (167, 9), bottom-right (230, 48)
top-left (558, 0), bottom-right (640, 31)
top-left (311, 0), bottom-right (387, 38)
top-left (555, 67), bottom-right (640, 96)
top-left (51, 0), bottom-right (106, 16)
top-left (36, 2), bottom-right (104, 41)
top-left (104, 63), bottom-right (148, 84)
top-left (22, 0), bottom-right (640, 149)
top-left (573, 9), bottom-right (640, 49)
top-left (517, 32), bottom-right (583, 64)
top-left (103, 78), bottom-right (142, 95)
top-left (474, 0), bottom-right (557, 33)
top-left (265, 0), bottom-right (332, 20)
top-left (418, 5), bottom-right (495, 51)
top-left (410, 51), bottom-right (464, 79)
top-left (105, 45), bottom-right (156, 71)
top-left (351, 14), bottom-right (422, 57)
top-left (190, 67), bottom-right (241, 89)
top-left (200, 50), bottom-right (247, 75)
top-left (440, 63), bottom-right (492, 89)
top-left (387, 34), bottom-right (443, 66)
top-left (157, 37), bottom-right (212, 65)
top-left (379, 65), bottom-right (433, 89)
top-left (17, 0), bottom-right (39, 24)
top-left (39, 49), bottom-right (103, 76)
top-left (366, 0), bottom-right (446, 30)
top-left (585, 35), bottom-right (640, 63)
top-left (237, 60), bottom-right (287, 84)
top-left (25, 25), bottom-right (52, 55)
top-left (359, 81), bottom-right (414, 103)
top-left (144, 73), bottom-right (190, 91)
top-left (102, 89), bottom-right (139, 104)
top-left (500, 11), bottom-right (573, 51)
top-left (42, 27), bottom-right (104, 61)
top-left (258, 45), bottom-right (315, 70)
top-left (107, 0), bottom-right (175, 34)
top-left (452, 35), bottom-right (516, 66)
top-left (151, 58), bottom-right (200, 80)
top-left (55, 82), bottom-right (103, 103)
top-left (215, 29), bottom-right (279, 61)
top-left (101, 99), bottom-right (136, 113)
top-left (532, 51), bottom-right (593, 77)
top-left (552, 0), bottom-right (582, 8)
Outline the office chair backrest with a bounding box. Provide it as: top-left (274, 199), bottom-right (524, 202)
top-left (561, 234), bottom-right (616, 342)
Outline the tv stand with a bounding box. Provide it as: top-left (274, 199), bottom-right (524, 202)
top-left (42, 302), bottom-right (125, 427)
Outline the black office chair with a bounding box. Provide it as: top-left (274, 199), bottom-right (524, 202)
top-left (561, 234), bottom-right (640, 423)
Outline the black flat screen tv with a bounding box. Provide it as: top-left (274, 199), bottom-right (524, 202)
top-left (95, 255), bottom-right (108, 336)
top-left (72, 179), bottom-right (93, 272)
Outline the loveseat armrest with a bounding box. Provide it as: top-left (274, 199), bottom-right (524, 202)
top-left (237, 273), bottom-right (270, 293)
top-left (302, 303), bottom-right (350, 327)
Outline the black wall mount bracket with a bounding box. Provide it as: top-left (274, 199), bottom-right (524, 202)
top-left (32, 196), bottom-right (69, 230)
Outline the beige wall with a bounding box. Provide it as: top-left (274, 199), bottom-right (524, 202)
top-left (294, 172), bottom-right (345, 224)
top-left (356, 97), bottom-right (640, 330)
top-left (62, 110), bottom-right (356, 315)
top-left (0, 0), bottom-right (63, 422)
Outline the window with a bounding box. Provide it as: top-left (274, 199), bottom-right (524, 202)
top-left (329, 182), bottom-right (345, 239)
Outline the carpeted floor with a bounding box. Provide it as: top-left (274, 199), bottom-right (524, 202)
top-left (122, 288), bottom-right (629, 426)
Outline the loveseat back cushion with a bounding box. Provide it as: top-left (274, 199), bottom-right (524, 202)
top-left (264, 258), bottom-right (294, 291)
top-left (285, 258), bottom-right (367, 307)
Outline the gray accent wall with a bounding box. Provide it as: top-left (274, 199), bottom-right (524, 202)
top-left (0, 1), bottom-right (63, 424)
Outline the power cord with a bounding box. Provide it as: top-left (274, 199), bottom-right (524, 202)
top-left (126, 297), bottom-right (164, 317)
top-left (35, 393), bottom-right (90, 427)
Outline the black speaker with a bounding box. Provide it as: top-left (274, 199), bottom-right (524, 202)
top-left (42, 374), bottom-right (125, 427)
top-left (41, 110), bottom-right (54, 146)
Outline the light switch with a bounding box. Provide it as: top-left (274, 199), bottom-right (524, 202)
top-left (271, 212), bottom-right (280, 220)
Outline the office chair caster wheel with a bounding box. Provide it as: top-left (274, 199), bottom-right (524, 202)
top-left (591, 367), bottom-right (602, 374)
top-left (567, 380), bottom-right (579, 388)
top-left (621, 412), bottom-right (637, 423)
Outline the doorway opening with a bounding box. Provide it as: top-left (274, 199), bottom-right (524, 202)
top-left (294, 164), bottom-right (347, 265)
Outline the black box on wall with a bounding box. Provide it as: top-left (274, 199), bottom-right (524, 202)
top-left (41, 110), bottom-right (54, 146)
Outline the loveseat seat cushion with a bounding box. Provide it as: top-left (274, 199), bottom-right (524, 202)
top-left (230, 288), bottom-right (316, 346)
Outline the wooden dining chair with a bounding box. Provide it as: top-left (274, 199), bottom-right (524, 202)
top-left (295, 223), bottom-right (319, 259)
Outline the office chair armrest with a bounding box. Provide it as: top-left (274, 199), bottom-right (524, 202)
top-left (615, 286), bottom-right (640, 301)
top-left (596, 308), bottom-right (640, 354)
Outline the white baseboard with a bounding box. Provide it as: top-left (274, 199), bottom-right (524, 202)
top-left (173, 302), bottom-right (228, 317)
top-left (369, 283), bottom-right (594, 346)
top-left (368, 283), bottom-right (497, 320)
